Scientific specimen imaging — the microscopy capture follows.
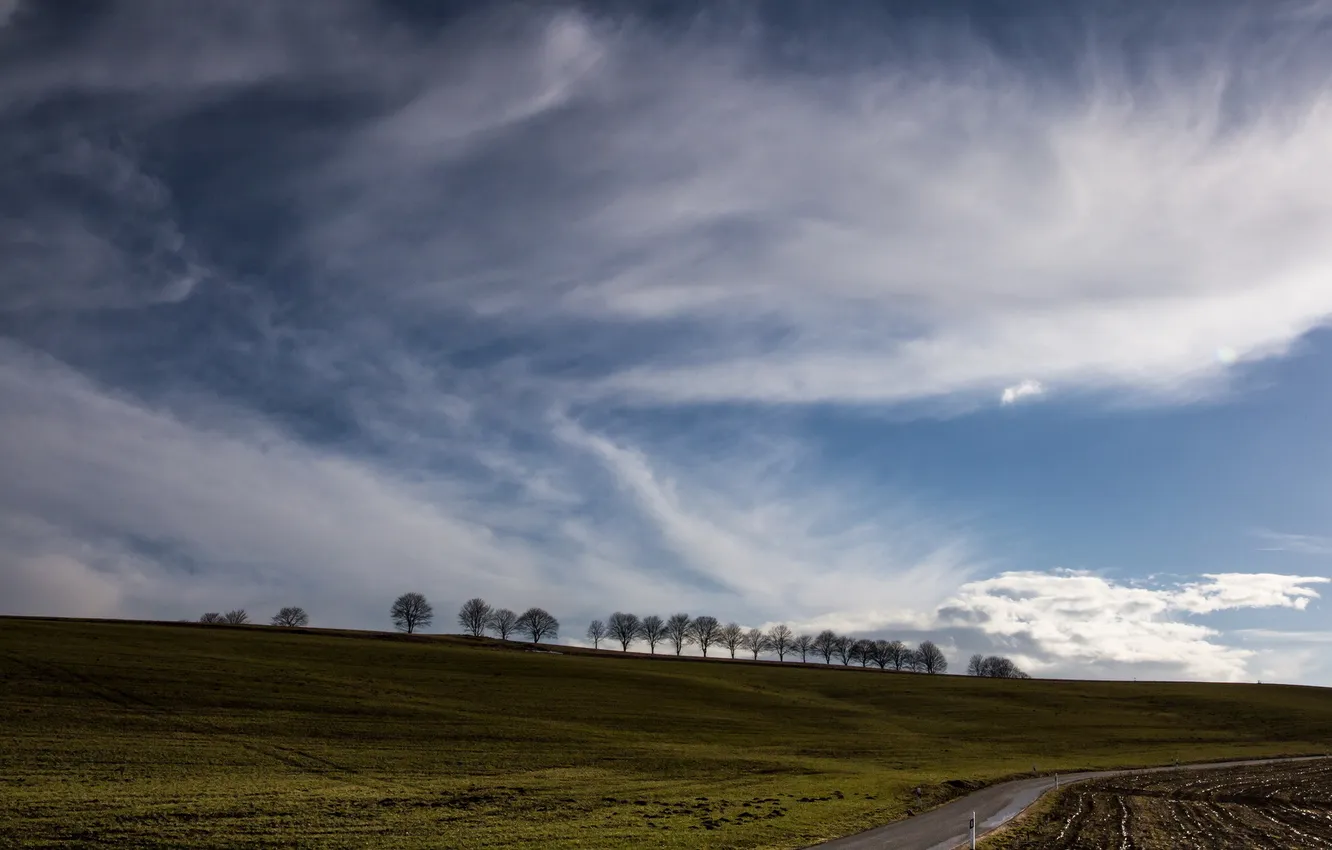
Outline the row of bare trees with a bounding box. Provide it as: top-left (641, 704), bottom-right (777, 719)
top-left (199, 610), bottom-right (249, 625)
top-left (581, 612), bottom-right (951, 673)
top-left (198, 607), bottom-right (310, 627)
top-left (382, 595), bottom-right (562, 643)
top-left (457, 597), bottom-right (560, 643)
top-left (200, 597), bottom-right (1015, 679)
top-left (966, 654), bottom-right (1029, 678)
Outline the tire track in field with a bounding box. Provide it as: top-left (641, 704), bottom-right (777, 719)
top-left (1051, 788), bottom-right (1087, 847)
top-left (1253, 805), bottom-right (1332, 848)
top-left (2, 650), bottom-right (402, 794)
top-left (1116, 794), bottom-right (1133, 849)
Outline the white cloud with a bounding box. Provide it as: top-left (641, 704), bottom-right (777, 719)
top-left (932, 570), bottom-right (1330, 681)
top-left (1001, 379), bottom-right (1045, 405)
top-left (1172, 573), bottom-right (1329, 614)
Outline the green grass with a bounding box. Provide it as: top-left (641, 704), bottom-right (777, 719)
top-left (2, 617), bottom-right (1331, 848)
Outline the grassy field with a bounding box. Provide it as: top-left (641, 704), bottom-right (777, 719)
top-left (3, 617), bottom-right (1331, 849)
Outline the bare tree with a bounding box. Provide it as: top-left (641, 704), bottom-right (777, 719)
top-left (391, 592), bottom-right (433, 634)
top-left (767, 624), bottom-right (794, 661)
top-left (917, 640), bottom-right (947, 674)
top-left (741, 627), bottom-right (772, 660)
top-left (516, 607), bottom-right (559, 643)
top-left (688, 615), bottom-right (723, 657)
top-left (967, 653), bottom-right (986, 676)
top-left (271, 607), bottom-right (309, 627)
top-left (586, 619), bottom-right (607, 649)
top-left (833, 635), bottom-right (854, 665)
top-left (223, 609), bottom-right (249, 625)
top-left (720, 622), bottom-right (744, 658)
top-left (871, 640), bottom-right (892, 670)
top-left (487, 608), bottom-right (518, 640)
top-left (457, 598), bottom-right (492, 637)
top-left (199, 612), bottom-right (224, 624)
top-left (906, 649), bottom-right (925, 672)
top-left (883, 639), bottom-right (910, 671)
top-left (853, 639), bottom-right (875, 667)
top-left (640, 615), bottom-right (667, 654)
top-left (665, 613), bottom-right (694, 655)
top-left (793, 633), bottom-right (814, 663)
top-left (812, 629), bottom-right (839, 664)
top-left (607, 612), bottom-right (642, 651)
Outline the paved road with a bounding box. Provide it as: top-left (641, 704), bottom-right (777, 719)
top-left (807, 755), bottom-right (1329, 850)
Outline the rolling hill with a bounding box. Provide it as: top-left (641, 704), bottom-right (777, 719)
top-left (3, 617), bottom-right (1330, 848)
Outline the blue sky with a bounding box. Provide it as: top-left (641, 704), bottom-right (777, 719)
top-left (2, 0), bottom-right (1331, 684)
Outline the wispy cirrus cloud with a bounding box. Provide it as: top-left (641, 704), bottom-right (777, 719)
top-left (0, 338), bottom-right (977, 632)
top-left (1, 1), bottom-right (1330, 685)
top-left (556, 416), bottom-right (978, 621)
top-left (7, 2), bottom-right (1332, 402)
top-left (1255, 530), bottom-right (1332, 555)
top-left (263, 3), bottom-right (1332, 411)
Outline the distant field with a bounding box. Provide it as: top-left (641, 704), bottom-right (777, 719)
top-left (985, 759), bottom-right (1332, 848)
top-left (3, 617), bottom-right (1331, 849)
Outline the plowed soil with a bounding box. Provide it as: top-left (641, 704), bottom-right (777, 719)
top-left (990, 759), bottom-right (1332, 849)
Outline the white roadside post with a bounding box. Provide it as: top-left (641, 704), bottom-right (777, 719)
top-left (970, 811), bottom-right (976, 848)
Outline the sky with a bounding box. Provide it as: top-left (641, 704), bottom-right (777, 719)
top-left (2, 0), bottom-right (1331, 685)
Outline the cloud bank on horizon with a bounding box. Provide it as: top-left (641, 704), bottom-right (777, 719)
top-left (2, 0), bottom-right (1331, 684)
